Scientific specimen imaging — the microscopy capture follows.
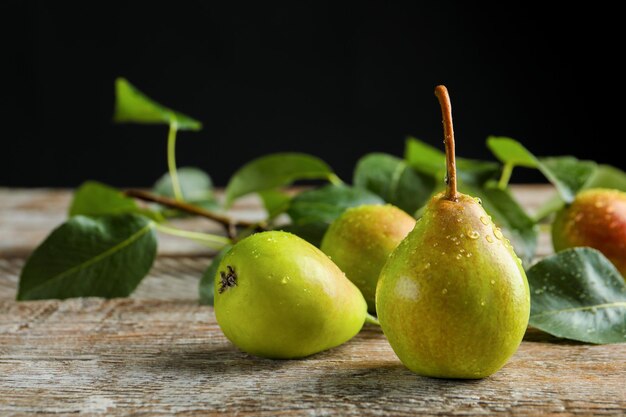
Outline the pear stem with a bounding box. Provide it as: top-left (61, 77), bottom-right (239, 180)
top-left (166, 120), bottom-right (183, 202)
top-left (155, 224), bottom-right (231, 250)
top-left (365, 313), bottom-right (380, 326)
top-left (434, 85), bottom-right (458, 201)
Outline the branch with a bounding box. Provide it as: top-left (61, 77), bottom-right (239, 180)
top-left (124, 189), bottom-right (263, 238)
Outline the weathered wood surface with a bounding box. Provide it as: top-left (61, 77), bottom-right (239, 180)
top-left (1, 187), bottom-right (625, 416)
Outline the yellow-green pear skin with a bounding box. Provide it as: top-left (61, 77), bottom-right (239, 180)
top-left (376, 192), bottom-right (530, 379)
top-left (214, 231), bottom-right (367, 359)
top-left (321, 205), bottom-right (416, 312)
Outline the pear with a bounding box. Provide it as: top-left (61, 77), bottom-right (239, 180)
top-left (214, 230), bottom-right (367, 359)
top-left (552, 188), bottom-right (626, 277)
top-left (376, 86), bottom-right (530, 379)
top-left (321, 204), bottom-right (416, 313)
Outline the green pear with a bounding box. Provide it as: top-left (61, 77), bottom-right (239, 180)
top-left (552, 188), bottom-right (626, 277)
top-left (214, 230), bottom-right (367, 359)
top-left (376, 86), bottom-right (530, 379)
top-left (321, 204), bottom-right (416, 312)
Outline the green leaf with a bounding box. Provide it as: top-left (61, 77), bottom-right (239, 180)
top-left (70, 181), bottom-right (138, 217)
top-left (225, 153), bottom-right (337, 206)
top-left (353, 153), bottom-right (435, 214)
top-left (258, 189), bottom-right (291, 220)
top-left (486, 136), bottom-right (539, 168)
top-left (153, 167), bottom-right (216, 203)
top-left (465, 182), bottom-right (538, 265)
top-left (199, 245), bottom-right (232, 306)
top-left (533, 195), bottom-right (565, 223)
top-left (486, 136), bottom-right (598, 204)
top-left (278, 222), bottom-right (328, 247)
top-left (17, 214), bottom-right (157, 300)
top-left (113, 77), bottom-right (202, 130)
top-left (288, 184), bottom-right (385, 225)
top-left (403, 137), bottom-right (447, 177)
top-left (538, 157), bottom-right (597, 203)
top-left (278, 185), bottom-right (384, 246)
top-left (69, 181), bottom-right (163, 222)
top-left (584, 164), bottom-right (626, 191)
top-left (527, 247), bottom-right (626, 344)
top-left (405, 137), bottom-right (498, 185)
top-left (534, 164), bottom-right (626, 221)
top-left (456, 160), bottom-right (501, 185)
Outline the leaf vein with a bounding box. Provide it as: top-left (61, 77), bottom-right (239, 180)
top-left (24, 221), bottom-right (155, 296)
top-left (531, 302), bottom-right (626, 318)
top-left (388, 161), bottom-right (407, 200)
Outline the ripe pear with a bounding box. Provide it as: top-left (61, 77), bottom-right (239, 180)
top-left (552, 188), bottom-right (626, 277)
top-left (376, 85), bottom-right (530, 379)
top-left (321, 204), bottom-right (416, 312)
top-left (214, 230), bottom-right (367, 359)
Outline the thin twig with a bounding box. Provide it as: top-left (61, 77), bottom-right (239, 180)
top-left (124, 189), bottom-right (263, 239)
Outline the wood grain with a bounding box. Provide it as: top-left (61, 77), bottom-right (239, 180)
top-left (1, 298), bottom-right (624, 416)
top-left (1, 186), bottom-right (625, 416)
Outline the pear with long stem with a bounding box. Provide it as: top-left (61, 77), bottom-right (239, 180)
top-left (375, 85), bottom-right (530, 379)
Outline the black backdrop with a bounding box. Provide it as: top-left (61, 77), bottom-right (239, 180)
top-left (3, 2), bottom-right (623, 187)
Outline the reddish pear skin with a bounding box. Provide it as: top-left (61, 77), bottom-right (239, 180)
top-left (552, 188), bottom-right (626, 277)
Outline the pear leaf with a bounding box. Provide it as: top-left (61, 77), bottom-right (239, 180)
top-left (225, 153), bottom-right (337, 206)
top-left (354, 153), bottom-right (435, 214)
top-left (113, 77), bottom-right (202, 130)
top-left (70, 181), bottom-right (162, 222)
top-left (527, 248), bottom-right (626, 344)
top-left (18, 214), bottom-right (157, 300)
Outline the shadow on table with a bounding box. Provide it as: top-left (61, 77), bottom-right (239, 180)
top-left (315, 362), bottom-right (483, 392)
top-left (134, 342), bottom-right (487, 387)
top-left (132, 343), bottom-right (300, 375)
top-left (523, 327), bottom-right (586, 345)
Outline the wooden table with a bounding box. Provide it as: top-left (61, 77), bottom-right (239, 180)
top-left (1, 186), bottom-right (624, 416)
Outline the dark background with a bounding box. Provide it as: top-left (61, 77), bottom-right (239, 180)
top-left (3, 2), bottom-right (623, 187)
